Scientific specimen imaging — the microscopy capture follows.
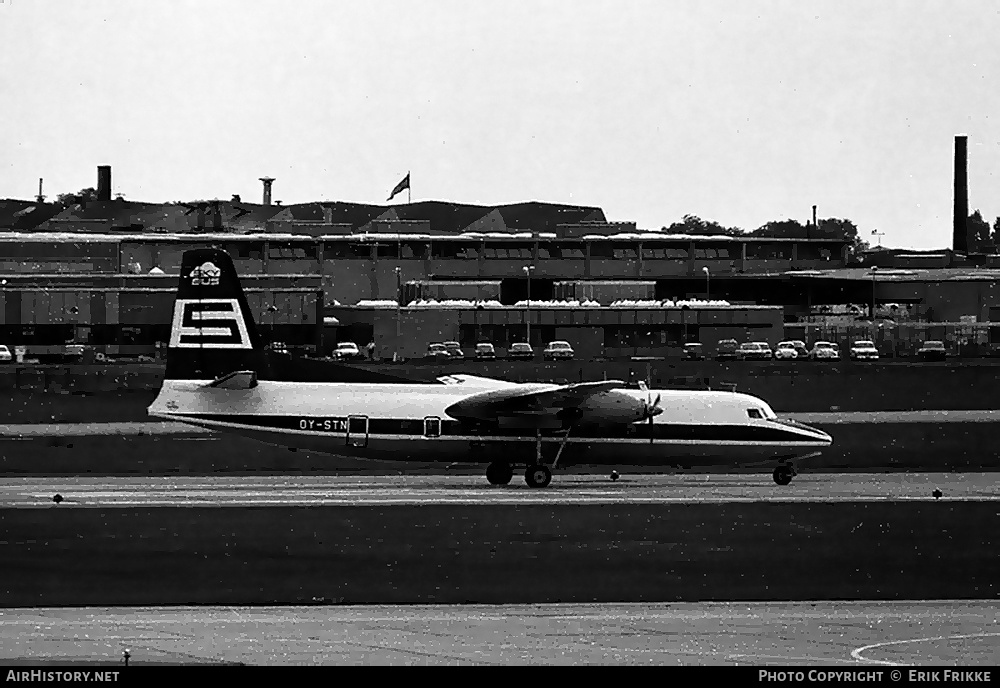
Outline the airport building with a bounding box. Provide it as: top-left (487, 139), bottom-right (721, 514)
top-left (5, 159), bottom-right (1000, 358)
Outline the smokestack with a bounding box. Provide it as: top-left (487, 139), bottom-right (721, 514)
top-left (259, 177), bottom-right (275, 206)
top-left (36, 178), bottom-right (44, 203)
top-left (97, 165), bottom-right (112, 201)
top-left (954, 135), bottom-right (969, 253)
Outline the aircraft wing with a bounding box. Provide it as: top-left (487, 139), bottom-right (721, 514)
top-left (436, 373), bottom-right (518, 390)
top-left (445, 380), bottom-right (625, 421)
top-left (205, 370), bottom-right (258, 390)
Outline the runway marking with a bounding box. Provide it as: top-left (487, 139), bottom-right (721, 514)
top-left (850, 631), bottom-right (1000, 665)
top-left (727, 652), bottom-right (860, 665)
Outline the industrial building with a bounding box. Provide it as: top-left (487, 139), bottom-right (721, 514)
top-left (2, 136), bottom-right (1000, 359)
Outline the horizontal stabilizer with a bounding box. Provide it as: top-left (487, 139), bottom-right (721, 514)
top-left (205, 370), bottom-right (258, 390)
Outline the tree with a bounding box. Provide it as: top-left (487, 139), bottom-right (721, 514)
top-left (54, 187), bottom-right (98, 208)
top-left (752, 216), bottom-right (868, 253)
top-left (992, 216), bottom-right (1000, 248)
top-left (662, 214), bottom-right (743, 236)
top-left (750, 219), bottom-right (806, 239)
top-left (817, 217), bottom-right (868, 253)
top-left (968, 209), bottom-right (992, 252)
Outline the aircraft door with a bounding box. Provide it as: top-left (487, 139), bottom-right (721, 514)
top-left (346, 415), bottom-right (369, 448)
top-left (423, 416), bottom-right (441, 438)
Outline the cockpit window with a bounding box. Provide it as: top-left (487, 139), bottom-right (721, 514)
top-left (747, 408), bottom-right (763, 419)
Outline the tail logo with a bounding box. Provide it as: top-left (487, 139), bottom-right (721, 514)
top-left (169, 299), bottom-right (252, 349)
top-left (190, 261), bottom-right (221, 286)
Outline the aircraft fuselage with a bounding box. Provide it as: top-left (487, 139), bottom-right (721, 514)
top-left (149, 379), bottom-right (832, 468)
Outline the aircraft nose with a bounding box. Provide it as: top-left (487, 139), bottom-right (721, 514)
top-left (808, 425), bottom-right (833, 445)
top-left (780, 418), bottom-right (833, 446)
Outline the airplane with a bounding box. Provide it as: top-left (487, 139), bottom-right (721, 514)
top-left (147, 248), bottom-right (833, 487)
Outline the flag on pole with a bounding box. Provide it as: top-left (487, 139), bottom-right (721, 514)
top-left (387, 173), bottom-right (410, 202)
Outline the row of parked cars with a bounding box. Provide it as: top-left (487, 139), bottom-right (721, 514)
top-left (427, 341), bottom-right (576, 361)
top-left (331, 340), bottom-right (578, 362)
top-left (333, 338), bottom-right (951, 363)
top-left (683, 339), bottom-right (949, 362)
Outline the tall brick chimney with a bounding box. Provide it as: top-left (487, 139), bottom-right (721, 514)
top-left (954, 135), bottom-right (968, 253)
top-left (97, 166), bottom-right (112, 201)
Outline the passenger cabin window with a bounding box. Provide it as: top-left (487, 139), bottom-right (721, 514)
top-left (747, 408), bottom-right (763, 419)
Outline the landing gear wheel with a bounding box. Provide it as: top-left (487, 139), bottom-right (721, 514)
top-left (486, 461), bottom-right (513, 485)
top-left (773, 465), bottom-right (794, 486)
top-left (524, 464), bottom-right (552, 488)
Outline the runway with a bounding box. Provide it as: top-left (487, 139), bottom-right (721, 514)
top-left (1, 409), bottom-right (999, 437)
top-left (0, 602), bottom-right (996, 665)
top-left (2, 472), bottom-right (998, 507)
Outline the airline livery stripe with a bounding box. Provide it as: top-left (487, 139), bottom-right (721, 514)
top-left (167, 413), bottom-right (827, 442)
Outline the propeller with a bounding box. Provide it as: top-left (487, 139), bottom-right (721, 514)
top-left (640, 392), bottom-right (662, 444)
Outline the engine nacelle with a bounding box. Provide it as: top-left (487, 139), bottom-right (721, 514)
top-left (445, 388), bottom-right (648, 427)
top-left (573, 390), bottom-right (649, 426)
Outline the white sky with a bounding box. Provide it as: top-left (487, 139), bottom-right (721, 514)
top-left (2, 0), bottom-right (999, 249)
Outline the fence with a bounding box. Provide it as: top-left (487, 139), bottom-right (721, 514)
top-left (783, 322), bottom-right (999, 357)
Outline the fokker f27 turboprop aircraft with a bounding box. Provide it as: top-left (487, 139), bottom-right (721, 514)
top-left (148, 248), bottom-right (833, 487)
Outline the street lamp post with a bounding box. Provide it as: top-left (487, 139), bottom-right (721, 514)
top-left (523, 265), bottom-right (534, 345)
top-left (394, 267), bottom-right (402, 362)
top-left (870, 266), bottom-right (878, 321)
top-left (702, 266), bottom-right (710, 300)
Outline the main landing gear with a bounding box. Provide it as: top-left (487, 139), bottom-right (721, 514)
top-left (485, 461), bottom-right (553, 488)
top-left (485, 429), bottom-right (566, 488)
top-left (486, 461), bottom-right (514, 485)
top-left (773, 464), bottom-right (797, 486)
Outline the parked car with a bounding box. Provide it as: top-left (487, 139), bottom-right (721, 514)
top-left (0, 345), bottom-right (12, 363)
top-left (917, 340), bottom-right (947, 361)
top-left (715, 339), bottom-right (739, 361)
top-left (425, 343), bottom-right (453, 360)
top-left (681, 342), bottom-right (705, 360)
top-left (809, 341), bottom-right (840, 361)
top-left (543, 340), bottom-right (575, 361)
top-left (790, 340), bottom-right (809, 358)
top-left (849, 340), bottom-right (880, 361)
top-left (774, 341), bottom-right (799, 360)
top-left (474, 342), bottom-right (496, 360)
top-left (507, 342), bottom-right (535, 360)
top-left (332, 341), bottom-right (364, 361)
top-left (737, 342), bottom-right (772, 360)
top-left (442, 341), bottom-right (464, 359)
top-left (751, 341), bottom-right (774, 359)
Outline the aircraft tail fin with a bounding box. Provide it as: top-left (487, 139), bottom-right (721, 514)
top-left (165, 248), bottom-right (263, 380)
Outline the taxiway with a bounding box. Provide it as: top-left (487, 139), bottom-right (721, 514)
top-left (1, 472), bottom-right (997, 507)
top-left (1, 602), bottom-right (996, 666)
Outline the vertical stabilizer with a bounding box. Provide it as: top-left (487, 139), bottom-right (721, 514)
top-left (165, 248), bottom-right (262, 379)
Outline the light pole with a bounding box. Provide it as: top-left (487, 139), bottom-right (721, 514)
top-left (871, 229), bottom-right (885, 248)
top-left (523, 265), bottom-right (534, 345)
top-left (394, 266), bottom-right (402, 362)
top-left (870, 266), bottom-right (878, 321)
top-left (702, 266), bottom-right (710, 300)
